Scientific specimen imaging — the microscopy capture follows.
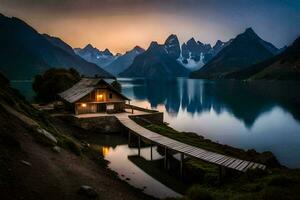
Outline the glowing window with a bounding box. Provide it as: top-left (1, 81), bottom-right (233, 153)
top-left (96, 94), bottom-right (103, 101)
top-left (81, 103), bottom-right (87, 107)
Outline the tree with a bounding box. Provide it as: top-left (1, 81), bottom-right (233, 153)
top-left (111, 80), bottom-right (122, 93)
top-left (32, 68), bottom-right (81, 103)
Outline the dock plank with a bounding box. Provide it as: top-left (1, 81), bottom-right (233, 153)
top-left (116, 115), bottom-right (266, 172)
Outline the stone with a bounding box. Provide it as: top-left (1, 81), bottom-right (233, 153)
top-left (78, 185), bottom-right (98, 199)
top-left (20, 160), bottom-right (32, 167)
top-left (52, 146), bottom-right (61, 153)
top-left (36, 127), bottom-right (57, 144)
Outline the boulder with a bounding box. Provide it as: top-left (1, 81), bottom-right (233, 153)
top-left (36, 127), bottom-right (57, 144)
top-left (52, 146), bottom-right (61, 153)
top-left (78, 185), bottom-right (98, 199)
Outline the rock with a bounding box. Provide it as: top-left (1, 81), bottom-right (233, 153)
top-left (36, 127), bottom-right (57, 144)
top-left (52, 146), bottom-right (61, 153)
top-left (20, 160), bottom-right (32, 167)
top-left (78, 185), bottom-right (98, 199)
top-left (125, 178), bottom-right (130, 181)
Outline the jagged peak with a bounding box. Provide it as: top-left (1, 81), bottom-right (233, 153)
top-left (133, 45), bottom-right (145, 52)
top-left (164, 34), bottom-right (179, 45)
top-left (187, 37), bottom-right (197, 44)
top-left (243, 27), bottom-right (259, 38)
top-left (149, 41), bottom-right (159, 49)
top-left (83, 44), bottom-right (95, 50)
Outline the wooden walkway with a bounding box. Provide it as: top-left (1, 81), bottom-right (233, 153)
top-left (116, 115), bottom-right (266, 172)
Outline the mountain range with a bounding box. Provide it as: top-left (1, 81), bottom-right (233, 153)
top-left (226, 36), bottom-right (300, 80)
top-left (120, 37), bottom-right (190, 78)
top-left (74, 44), bottom-right (119, 67)
top-left (190, 28), bottom-right (280, 79)
top-left (103, 46), bottom-right (145, 76)
top-left (0, 14), bottom-right (113, 80)
top-left (1, 13), bottom-right (298, 81)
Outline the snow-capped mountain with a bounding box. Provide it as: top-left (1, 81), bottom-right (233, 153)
top-left (104, 46), bottom-right (145, 75)
top-left (177, 38), bottom-right (231, 71)
top-left (74, 44), bottom-right (120, 67)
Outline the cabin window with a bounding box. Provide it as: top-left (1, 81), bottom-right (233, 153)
top-left (96, 94), bottom-right (103, 101)
top-left (109, 93), bottom-right (113, 99)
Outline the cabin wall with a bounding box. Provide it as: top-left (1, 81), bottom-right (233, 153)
top-left (76, 89), bottom-right (125, 103)
top-left (75, 103), bottom-right (97, 115)
top-left (75, 102), bottom-right (125, 115)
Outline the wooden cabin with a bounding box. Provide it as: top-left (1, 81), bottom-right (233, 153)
top-left (59, 78), bottom-right (130, 115)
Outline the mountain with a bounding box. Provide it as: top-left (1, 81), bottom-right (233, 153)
top-left (119, 38), bottom-right (189, 78)
top-left (43, 34), bottom-right (75, 55)
top-left (226, 36), bottom-right (300, 80)
top-left (190, 28), bottom-right (279, 79)
top-left (210, 39), bottom-right (232, 57)
top-left (0, 14), bottom-right (113, 80)
top-left (103, 46), bottom-right (144, 76)
top-left (178, 38), bottom-right (213, 71)
top-left (164, 34), bottom-right (181, 59)
top-left (74, 44), bottom-right (118, 67)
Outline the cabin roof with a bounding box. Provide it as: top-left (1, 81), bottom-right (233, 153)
top-left (58, 78), bottom-right (130, 103)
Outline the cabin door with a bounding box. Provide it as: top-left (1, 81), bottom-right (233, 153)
top-left (97, 104), bottom-right (107, 112)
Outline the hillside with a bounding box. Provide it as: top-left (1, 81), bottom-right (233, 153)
top-left (226, 36), bottom-right (300, 80)
top-left (0, 73), bottom-right (151, 200)
top-left (190, 28), bottom-right (278, 79)
top-left (0, 14), bottom-right (113, 80)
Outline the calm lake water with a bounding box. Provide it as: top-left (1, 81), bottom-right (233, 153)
top-left (11, 78), bottom-right (300, 169)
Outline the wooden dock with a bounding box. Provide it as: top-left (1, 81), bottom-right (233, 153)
top-left (116, 115), bottom-right (266, 173)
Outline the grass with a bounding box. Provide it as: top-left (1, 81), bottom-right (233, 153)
top-left (131, 117), bottom-right (300, 200)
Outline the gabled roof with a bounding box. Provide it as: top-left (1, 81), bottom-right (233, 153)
top-left (59, 78), bottom-right (130, 103)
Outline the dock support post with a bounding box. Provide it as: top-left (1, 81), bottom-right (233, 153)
top-left (219, 166), bottom-right (224, 183)
top-left (180, 153), bottom-right (184, 178)
top-left (128, 131), bottom-right (131, 145)
top-left (164, 147), bottom-right (167, 169)
top-left (150, 143), bottom-right (153, 161)
top-left (138, 136), bottom-right (141, 157)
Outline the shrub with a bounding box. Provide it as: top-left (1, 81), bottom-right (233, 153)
top-left (111, 80), bottom-right (122, 92)
top-left (203, 173), bottom-right (219, 186)
top-left (32, 68), bottom-right (80, 103)
top-left (186, 185), bottom-right (213, 200)
top-left (58, 138), bottom-right (81, 156)
top-left (268, 175), bottom-right (296, 187)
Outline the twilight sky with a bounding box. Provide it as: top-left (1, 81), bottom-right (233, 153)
top-left (1, 0), bottom-right (299, 53)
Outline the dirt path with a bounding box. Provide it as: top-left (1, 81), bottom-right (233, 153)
top-left (0, 106), bottom-right (154, 200)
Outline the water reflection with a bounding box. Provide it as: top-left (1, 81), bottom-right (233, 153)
top-left (86, 134), bottom-right (182, 199)
top-left (119, 78), bottom-right (300, 168)
top-left (121, 78), bottom-right (300, 128)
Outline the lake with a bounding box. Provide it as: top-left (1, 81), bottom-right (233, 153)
top-left (11, 78), bottom-right (300, 168)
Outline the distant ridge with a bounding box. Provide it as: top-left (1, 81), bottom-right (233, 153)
top-left (74, 44), bottom-right (119, 67)
top-left (0, 14), bottom-right (113, 80)
top-left (120, 36), bottom-right (189, 78)
top-left (104, 46), bottom-right (145, 76)
top-left (226, 36), bottom-right (300, 80)
top-left (190, 28), bottom-right (279, 79)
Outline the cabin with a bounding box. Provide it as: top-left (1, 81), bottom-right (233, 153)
top-left (59, 78), bottom-right (130, 115)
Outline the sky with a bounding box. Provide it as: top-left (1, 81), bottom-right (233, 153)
top-left (1, 0), bottom-right (300, 53)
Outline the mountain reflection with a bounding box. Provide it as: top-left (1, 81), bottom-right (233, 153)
top-left (123, 78), bottom-right (300, 128)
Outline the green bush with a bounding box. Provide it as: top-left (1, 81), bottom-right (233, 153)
top-left (261, 187), bottom-right (287, 200)
top-left (32, 68), bottom-right (80, 103)
top-left (203, 173), bottom-right (219, 186)
top-left (111, 80), bottom-right (122, 92)
top-left (58, 138), bottom-right (81, 156)
top-left (186, 185), bottom-right (213, 200)
top-left (268, 175), bottom-right (296, 187)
